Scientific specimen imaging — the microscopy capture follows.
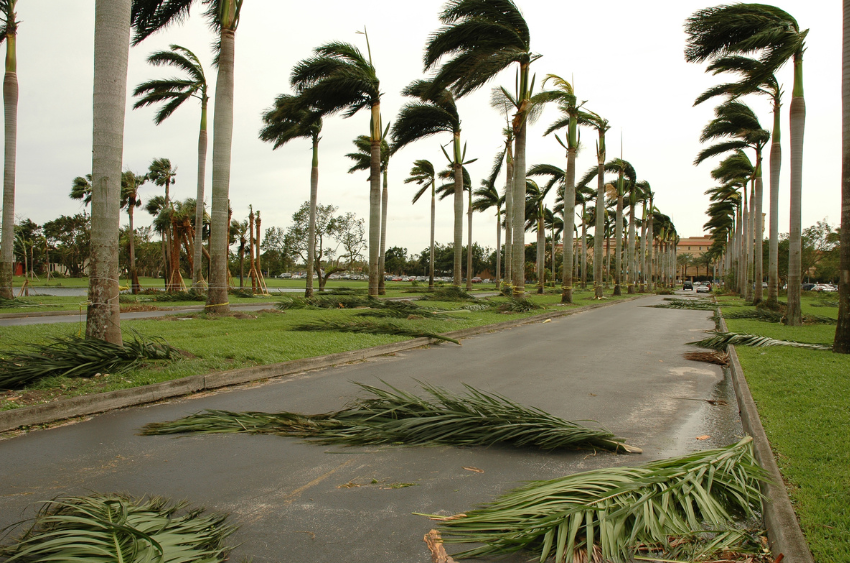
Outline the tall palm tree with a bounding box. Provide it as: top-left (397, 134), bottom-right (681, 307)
top-left (695, 101), bottom-right (768, 302)
top-left (582, 111), bottom-right (611, 298)
top-left (837, 0), bottom-right (850, 353)
top-left (391, 79), bottom-right (466, 288)
top-left (472, 170), bottom-right (504, 286)
top-left (425, 0), bottom-right (539, 295)
top-left (259, 93), bottom-right (322, 297)
top-left (489, 99), bottom-right (515, 289)
top-left (436, 164), bottom-right (474, 285)
top-left (291, 37), bottom-right (382, 296)
top-left (120, 171), bottom-right (145, 294)
top-left (133, 44), bottom-right (209, 290)
top-left (686, 4), bottom-right (807, 321)
top-left (523, 178), bottom-right (551, 293)
top-left (404, 159), bottom-right (437, 290)
top-left (0, 0), bottom-right (17, 300)
top-left (710, 152), bottom-right (753, 295)
top-left (636, 181), bottom-right (653, 292)
top-left (132, 0), bottom-right (243, 313)
top-left (345, 134), bottom-right (390, 294)
top-left (147, 158), bottom-right (179, 291)
top-left (695, 55), bottom-right (783, 306)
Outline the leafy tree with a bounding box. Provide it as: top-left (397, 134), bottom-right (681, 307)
top-left (42, 214), bottom-right (90, 278)
top-left (384, 246), bottom-right (408, 275)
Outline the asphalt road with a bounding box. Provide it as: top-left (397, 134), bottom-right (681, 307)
top-left (0, 294), bottom-right (743, 563)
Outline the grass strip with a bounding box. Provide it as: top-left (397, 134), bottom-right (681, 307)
top-left (142, 381), bottom-right (637, 453)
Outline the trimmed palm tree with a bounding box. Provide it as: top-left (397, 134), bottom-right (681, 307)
top-left (695, 55), bottom-right (783, 306)
top-left (425, 0), bottom-right (540, 295)
top-left (132, 0), bottom-right (243, 313)
top-left (259, 93), bottom-right (322, 297)
top-left (471, 168), bottom-right (504, 286)
top-left (404, 160), bottom-right (437, 290)
top-left (133, 44), bottom-right (209, 290)
top-left (686, 4), bottom-right (807, 321)
top-left (838, 1), bottom-right (850, 353)
top-left (0, 0), bottom-right (17, 300)
top-left (291, 37), bottom-right (383, 296)
top-left (120, 171), bottom-right (145, 294)
top-left (391, 79), bottom-right (466, 288)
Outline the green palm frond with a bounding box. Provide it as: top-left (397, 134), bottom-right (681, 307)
top-left (420, 286), bottom-right (475, 301)
top-left (433, 437), bottom-right (765, 562)
top-left (276, 295), bottom-right (373, 310)
top-left (0, 493), bottom-right (235, 563)
top-left (259, 93), bottom-right (322, 148)
top-left (293, 319), bottom-right (460, 345)
top-left (0, 334), bottom-right (182, 390)
top-left (142, 381), bottom-right (636, 452)
top-left (649, 299), bottom-right (717, 311)
top-left (689, 331), bottom-right (832, 351)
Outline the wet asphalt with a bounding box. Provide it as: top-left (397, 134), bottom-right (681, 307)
top-left (0, 294), bottom-right (743, 563)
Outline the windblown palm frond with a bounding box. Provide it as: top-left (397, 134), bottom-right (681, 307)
top-left (142, 381), bottom-right (636, 452)
top-left (133, 44), bottom-right (208, 125)
top-left (433, 437), bottom-right (764, 562)
top-left (689, 331), bottom-right (831, 351)
top-left (0, 334), bottom-right (183, 390)
top-left (292, 319), bottom-right (460, 345)
top-left (259, 92), bottom-right (322, 148)
top-left (0, 493), bottom-right (235, 563)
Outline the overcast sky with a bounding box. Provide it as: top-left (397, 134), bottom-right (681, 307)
top-left (10, 0), bottom-right (842, 257)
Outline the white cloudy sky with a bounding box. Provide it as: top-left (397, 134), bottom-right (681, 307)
top-left (10, 0), bottom-right (842, 256)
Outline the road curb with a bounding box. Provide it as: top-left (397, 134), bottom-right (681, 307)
top-left (719, 313), bottom-right (814, 563)
top-left (0, 294), bottom-right (644, 435)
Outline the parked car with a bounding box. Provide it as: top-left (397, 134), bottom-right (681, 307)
top-left (696, 284), bottom-right (711, 293)
top-left (683, 281), bottom-right (694, 291)
top-left (472, 277), bottom-right (482, 283)
top-left (813, 284), bottom-right (837, 292)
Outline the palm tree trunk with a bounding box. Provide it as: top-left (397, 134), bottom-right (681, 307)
top-left (129, 202), bottom-right (139, 294)
top-left (738, 193), bottom-right (746, 295)
top-left (367, 103), bottom-right (381, 297)
top-left (206, 22), bottom-right (236, 313)
top-left (192, 100), bottom-right (208, 290)
top-left (580, 204), bottom-right (587, 290)
top-left (494, 207), bottom-right (501, 286)
top-left (786, 56), bottom-right (805, 326)
top-left (511, 113), bottom-right (527, 296)
top-left (0, 14), bottom-right (17, 300)
top-left (638, 204), bottom-right (647, 292)
top-left (746, 183), bottom-right (754, 302)
top-left (305, 137), bottom-right (319, 298)
top-left (767, 101), bottom-right (781, 306)
top-left (239, 244), bottom-right (244, 288)
top-left (627, 197), bottom-right (636, 294)
top-left (562, 150), bottom-right (576, 303)
top-left (753, 155), bottom-right (764, 305)
top-left (503, 145), bottom-right (513, 288)
top-left (466, 187), bottom-right (473, 291)
top-left (452, 133), bottom-right (463, 288)
top-left (836, 0), bottom-right (850, 352)
top-left (613, 178), bottom-right (623, 296)
top-left (594, 163), bottom-right (604, 298)
top-left (87, 0), bottom-right (129, 344)
top-left (536, 209), bottom-right (544, 294)
top-left (646, 211), bottom-right (654, 291)
top-left (429, 182), bottom-right (435, 290)
top-left (379, 166), bottom-right (388, 295)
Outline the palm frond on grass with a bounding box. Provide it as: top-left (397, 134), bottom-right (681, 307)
top-left (354, 300), bottom-right (432, 319)
top-left (722, 308), bottom-right (783, 322)
top-left (292, 318), bottom-right (460, 344)
top-left (0, 297), bottom-right (37, 308)
top-left (0, 493), bottom-right (235, 563)
top-left (420, 286), bottom-right (475, 302)
top-left (498, 297), bottom-right (541, 312)
top-left (142, 382), bottom-right (638, 453)
top-left (810, 299), bottom-right (838, 308)
top-left (650, 299), bottom-right (717, 311)
top-left (689, 331), bottom-right (832, 351)
top-left (0, 333), bottom-right (183, 390)
top-left (431, 438), bottom-right (764, 563)
top-left (277, 295), bottom-right (374, 310)
top-left (151, 289), bottom-right (207, 302)
top-left (319, 287), bottom-right (368, 295)
top-left (228, 288), bottom-right (255, 298)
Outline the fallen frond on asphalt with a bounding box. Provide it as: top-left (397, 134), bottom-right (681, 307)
top-left (683, 351), bottom-right (730, 366)
top-left (142, 381), bottom-right (638, 453)
top-left (0, 493), bottom-right (236, 563)
top-left (292, 318), bottom-right (460, 344)
top-left (650, 299), bottom-right (717, 310)
top-left (430, 437), bottom-right (765, 563)
top-left (689, 331), bottom-right (832, 351)
top-left (419, 287), bottom-right (475, 301)
top-left (0, 333), bottom-right (183, 390)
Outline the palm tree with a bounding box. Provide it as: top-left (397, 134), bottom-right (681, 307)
top-left (70, 175), bottom-right (93, 211)
top-left (694, 55), bottom-right (784, 306)
top-left (230, 219), bottom-right (248, 288)
top-left (582, 111), bottom-right (611, 298)
top-left (345, 134), bottom-right (390, 294)
top-left (147, 158), bottom-right (179, 291)
top-left (636, 181), bottom-right (653, 292)
top-left (133, 44), bottom-right (209, 290)
top-left (425, 0), bottom-right (539, 295)
top-left (404, 160), bottom-right (437, 290)
top-left (837, 1), bottom-right (850, 353)
top-left (710, 153), bottom-right (753, 295)
top-left (120, 171), bottom-right (145, 294)
top-left (391, 79), bottom-right (466, 288)
top-left (291, 37), bottom-right (382, 296)
top-left (472, 170), bottom-right (504, 286)
top-left (686, 4), bottom-right (807, 321)
top-left (132, 0), bottom-right (243, 313)
top-left (0, 0), bottom-right (17, 300)
top-left (695, 101), bottom-right (768, 302)
top-left (259, 93), bottom-right (322, 297)
top-left (489, 99), bottom-right (515, 289)
top-left (523, 178), bottom-right (550, 293)
top-left (436, 164), bottom-right (474, 286)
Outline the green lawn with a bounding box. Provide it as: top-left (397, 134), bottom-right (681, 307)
top-left (0, 289), bottom-right (635, 413)
top-left (720, 294), bottom-right (849, 563)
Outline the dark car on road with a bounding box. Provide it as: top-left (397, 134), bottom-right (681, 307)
top-left (683, 281), bottom-right (694, 290)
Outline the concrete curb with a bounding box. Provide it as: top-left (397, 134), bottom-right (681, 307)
top-left (0, 295), bottom-right (644, 434)
top-left (719, 313), bottom-right (814, 563)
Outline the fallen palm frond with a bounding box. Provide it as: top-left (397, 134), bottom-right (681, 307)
top-left (803, 314), bottom-right (837, 325)
top-left (651, 299), bottom-right (717, 311)
top-left (683, 351), bottom-right (729, 366)
top-left (0, 297), bottom-right (38, 308)
top-left (142, 382), bottom-right (638, 453)
top-left (0, 493), bottom-right (235, 563)
top-left (319, 287), bottom-right (368, 295)
top-left (152, 290), bottom-right (207, 302)
top-left (432, 437), bottom-right (765, 563)
top-left (722, 308), bottom-right (783, 322)
top-left (498, 297), bottom-right (541, 312)
top-left (228, 287), bottom-right (255, 298)
top-left (810, 299), bottom-right (838, 308)
top-left (461, 303), bottom-right (495, 311)
top-left (689, 331), bottom-right (832, 351)
top-left (420, 287), bottom-right (475, 302)
top-left (292, 318), bottom-right (460, 344)
top-left (0, 333), bottom-right (183, 390)
top-left (355, 300), bottom-right (431, 319)
top-left (277, 295), bottom-right (373, 310)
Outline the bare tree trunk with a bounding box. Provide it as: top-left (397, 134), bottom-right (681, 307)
top-left (562, 150), bottom-right (576, 303)
top-left (786, 57), bottom-right (805, 326)
top-left (453, 132), bottom-right (463, 288)
top-left (746, 183), bottom-right (754, 302)
top-left (580, 204), bottom-right (587, 290)
top-left (627, 197), bottom-right (635, 294)
top-left (494, 208), bottom-right (501, 286)
top-left (466, 184), bottom-right (473, 291)
top-left (429, 182), bottom-right (435, 290)
top-left (613, 180), bottom-right (623, 296)
top-left (192, 100), bottom-right (208, 289)
top-left (86, 0), bottom-right (129, 343)
top-left (128, 202), bottom-right (139, 293)
top-left (0, 11), bottom-right (17, 300)
top-left (836, 0), bottom-right (850, 352)
top-left (511, 115), bottom-right (527, 296)
top-left (594, 163), bottom-right (604, 298)
top-left (767, 101), bottom-right (781, 306)
top-left (503, 146), bottom-right (513, 288)
top-left (206, 23), bottom-right (236, 313)
top-left (536, 210), bottom-right (544, 294)
top-left (306, 138), bottom-right (319, 298)
top-left (753, 161), bottom-right (764, 305)
top-left (379, 166), bottom-right (388, 295)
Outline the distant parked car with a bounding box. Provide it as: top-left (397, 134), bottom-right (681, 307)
top-left (472, 277), bottom-right (482, 283)
top-left (801, 283), bottom-right (815, 291)
top-left (696, 284), bottom-right (711, 293)
top-left (683, 281), bottom-right (694, 291)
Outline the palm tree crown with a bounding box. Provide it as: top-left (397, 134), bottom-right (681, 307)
top-left (133, 45), bottom-right (208, 125)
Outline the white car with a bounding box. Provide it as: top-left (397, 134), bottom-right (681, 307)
top-left (696, 284), bottom-right (711, 293)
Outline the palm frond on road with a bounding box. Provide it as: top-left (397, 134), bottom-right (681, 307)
top-left (649, 299), bottom-right (717, 311)
top-left (432, 438), bottom-right (764, 563)
top-left (689, 331), bottom-right (831, 351)
top-left (0, 493), bottom-right (235, 563)
top-left (142, 382), bottom-right (638, 453)
top-left (0, 333), bottom-right (182, 390)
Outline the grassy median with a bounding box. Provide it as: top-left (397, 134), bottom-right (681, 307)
top-left (719, 293), bottom-right (849, 563)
